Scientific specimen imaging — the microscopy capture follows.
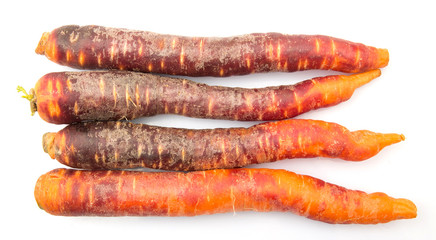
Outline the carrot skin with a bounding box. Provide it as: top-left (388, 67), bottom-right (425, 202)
top-left (43, 119), bottom-right (404, 171)
top-left (36, 25), bottom-right (388, 77)
top-left (34, 168), bottom-right (416, 224)
top-left (30, 70), bottom-right (380, 124)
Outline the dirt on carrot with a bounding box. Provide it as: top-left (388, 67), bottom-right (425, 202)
top-left (35, 25), bottom-right (389, 77)
top-left (19, 69), bottom-right (380, 124)
top-left (42, 119), bottom-right (404, 171)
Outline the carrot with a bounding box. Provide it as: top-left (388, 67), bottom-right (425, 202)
top-left (43, 119), bottom-right (404, 171)
top-left (35, 25), bottom-right (389, 77)
top-left (34, 168), bottom-right (416, 224)
top-left (19, 69), bottom-right (380, 124)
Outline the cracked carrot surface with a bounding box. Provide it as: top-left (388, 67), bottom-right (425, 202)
top-left (35, 25), bottom-right (388, 77)
top-left (34, 168), bottom-right (416, 224)
top-left (26, 69), bottom-right (380, 124)
top-left (43, 119), bottom-right (404, 171)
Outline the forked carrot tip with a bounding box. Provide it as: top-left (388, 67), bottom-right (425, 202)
top-left (35, 32), bottom-right (50, 55)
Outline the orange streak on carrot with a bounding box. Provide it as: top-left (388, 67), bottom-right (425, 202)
top-left (123, 41), bottom-right (128, 55)
top-left (208, 98), bottom-right (214, 115)
top-left (63, 155), bottom-right (70, 166)
top-left (135, 84), bottom-right (140, 106)
top-left (320, 57), bottom-right (327, 69)
top-left (293, 91), bottom-right (302, 113)
top-left (221, 140), bottom-right (227, 165)
top-left (48, 101), bottom-right (61, 117)
top-left (297, 59), bottom-right (302, 71)
top-left (277, 42), bottom-right (281, 60)
top-left (55, 80), bottom-right (62, 95)
top-left (258, 137), bottom-right (263, 149)
top-left (138, 42), bottom-right (143, 56)
top-left (59, 133), bottom-right (66, 152)
top-left (245, 95), bottom-right (253, 110)
top-left (99, 153), bottom-right (105, 164)
top-left (136, 145), bottom-right (142, 159)
top-left (330, 39), bottom-right (338, 69)
top-left (158, 145), bottom-right (163, 159)
top-left (99, 77), bottom-right (105, 96)
top-left (66, 50), bottom-right (71, 62)
top-left (268, 42), bottom-right (273, 59)
top-left (124, 86), bottom-right (129, 107)
top-left (331, 57), bottom-right (339, 70)
top-left (88, 186), bottom-right (94, 207)
top-left (219, 68), bottom-right (224, 77)
top-left (66, 78), bottom-right (72, 92)
top-left (145, 88), bottom-right (150, 106)
top-left (160, 59), bottom-right (165, 69)
top-left (78, 51), bottom-right (85, 66)
top-left (172, 38), bottom-right (176, 49)
top-left (74, 101), bottom-right (79, 115)
top-left (246, 56), bottom-right (251, 69)
top-left (268, 92), bottom-right (277, 112)
top-left (180, 47), bottom-right (185, 66)
top-left (110, 42), bottom-right (116, 62)
top-left (148, 63), bottom-right (153, 72)
top-left (69, 144), bottom-right (76, 155)
top-left (182, 103), bottom-right (187, 115)
top-left (354, 47), bottom-right (361, 66)
top-left (112, 84), bottom-right (117, 107)
top-left (303, 58), bottom-right (308, 70)
top-left (164, 103), bottom-right (169, 113)
top-left (199, 39), bottom-right (204, 55)
top-left (114, 149), bottom-right (119, 161)
top-left (315, 39), bottom-right (320, 53)
top-left (46, 38), bottom-right (57, 62)
top-left (181, 148), bottom-right (185, 161)
top-left (97, 54), bottom-right (102, 67)
top-left (47, 80), bottom-right (53, 95)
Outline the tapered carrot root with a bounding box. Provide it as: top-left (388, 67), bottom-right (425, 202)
top-left (42, 119), bottom-right (404, 171)
top-left (35, 25), bottom-right (388, 77)
top-left (22, 69), bottom-right (380, 124)
top-left (34, 168), bottom-right (416, 224)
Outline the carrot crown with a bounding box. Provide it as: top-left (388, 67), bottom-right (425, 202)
top-left (17, 86), bottom-right (37, 116)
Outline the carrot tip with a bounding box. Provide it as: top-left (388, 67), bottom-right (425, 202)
top-left (346, 69), bottom-right (382, 89)
top-left (35, 32), bottom-right (50, 55)
top-left (377, 48), bottom-right (389, 68)
top-left (400, 134), bottom-right (406, 141)
top-left (43, 133), bottom-right (56, 159)
top-left (393, 198), bottom-right (417, 219)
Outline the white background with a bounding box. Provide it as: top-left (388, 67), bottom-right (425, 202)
top-left (1, 0), bottom-right (435, 239)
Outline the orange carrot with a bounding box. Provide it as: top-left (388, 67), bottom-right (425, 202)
top-left (19, 69), bottom-right (380, 124)
top-left (35, 25), bottom-right (388, 77)
top-left (43, 119), bottom-right (404, 171)
top-left (34, 168), bottom-right (416, 224)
